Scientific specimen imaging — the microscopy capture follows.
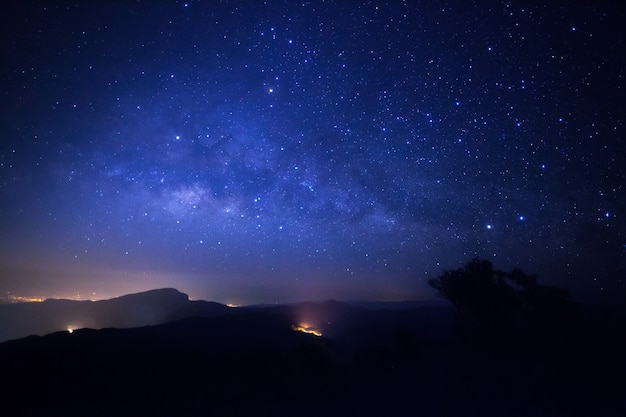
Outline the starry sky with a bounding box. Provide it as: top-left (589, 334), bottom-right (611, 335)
top-left (1, 1), bottom-right (624, 305)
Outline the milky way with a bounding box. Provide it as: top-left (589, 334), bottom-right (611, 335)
top-left (1, 1), bottom-right (624, 304)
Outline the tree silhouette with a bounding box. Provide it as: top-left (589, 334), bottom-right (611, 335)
top-left (429, 258), bottom-right (577, 338)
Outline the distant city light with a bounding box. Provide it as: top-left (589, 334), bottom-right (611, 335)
top-left (4, 295), bottom-right (45, 303)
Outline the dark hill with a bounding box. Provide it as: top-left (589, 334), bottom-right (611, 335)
top-left (0, 309), bottom-right (330, 416)
top-left (1, 292), bottom-right (624, 416)
top-left (0, 288), bottom-right (230, 342)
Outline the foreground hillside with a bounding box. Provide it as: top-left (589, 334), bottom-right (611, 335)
top-left (1, 296), bottom-right (625, 416)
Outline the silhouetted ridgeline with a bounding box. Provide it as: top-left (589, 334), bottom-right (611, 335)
top-left (0, 288), bottom-right (228, 343)
top-left (0, 285), bottom-right (625, 416)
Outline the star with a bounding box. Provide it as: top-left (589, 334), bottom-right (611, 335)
top-left (0, 0), bottom-right (623, 304)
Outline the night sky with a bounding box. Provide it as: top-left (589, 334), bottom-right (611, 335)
top-left (1, 1), bottom-right (624, 305)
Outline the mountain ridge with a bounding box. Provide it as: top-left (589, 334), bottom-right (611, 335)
top-left (0, 288), bottom-right (623, 416)
top-left (0, 287), bottom-right (455, 343)
top-left (0, 287), bottom-right (230, 343)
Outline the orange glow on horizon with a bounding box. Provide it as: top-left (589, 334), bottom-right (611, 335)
top-left (4, 295), bottom-right (45, 303)
top-left (292, 323), bottom-right (322, 337)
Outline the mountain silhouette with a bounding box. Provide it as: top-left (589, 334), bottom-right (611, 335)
top-left (0, 288), bottom-right (229, 343)
top-left (1, 288), bottom-right (624, 416)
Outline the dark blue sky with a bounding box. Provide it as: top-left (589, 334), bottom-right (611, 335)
top-left (1, 1), bottom-right (624, 304)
